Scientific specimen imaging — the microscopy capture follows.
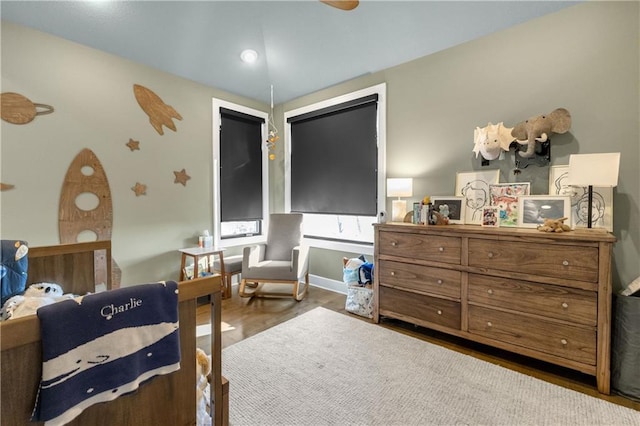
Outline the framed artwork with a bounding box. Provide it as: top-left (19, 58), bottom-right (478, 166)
top-left (517, 195), bottom-right (572, 228)
top-left (481, 207), bottom-right (500, 227)
top-left (489, 182), bottom-right (530, 228)
top-left (431, 196), bottom-right (465, 224)
top-left (455, 170), bottom-right (500, 225)
top-left (548, 165), bottom-right (613, 231)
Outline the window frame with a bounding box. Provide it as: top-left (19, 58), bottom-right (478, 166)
top-left (284, 83), bottom-right (386, 255)
top-left (212, 98), bottom-right (269, 248)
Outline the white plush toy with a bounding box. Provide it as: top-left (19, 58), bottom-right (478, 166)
top-left (473, 122), bottom-right (515, 160)
top-left (0, 283), bottom-right (78, 320)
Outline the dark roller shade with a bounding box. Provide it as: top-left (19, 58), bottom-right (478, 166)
top-left (220, 109), bottom-right (264, 221)
top-left (288, 95), bottom-right (378, 216)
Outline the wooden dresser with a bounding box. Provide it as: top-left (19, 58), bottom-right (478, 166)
top-left (373, 223), bottom-right (616, 394)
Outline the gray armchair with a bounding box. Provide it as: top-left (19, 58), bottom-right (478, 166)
top-left (239, 213), bottom-right (310, 301)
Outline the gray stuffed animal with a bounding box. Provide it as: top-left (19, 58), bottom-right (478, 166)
top-left (511, 108), bottom-right (571, 158)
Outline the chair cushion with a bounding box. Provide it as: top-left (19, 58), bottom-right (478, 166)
top-left (243, 260), bottom-right (297, 281)
top-left (264, 213), bottom-right (303, 261)
top-left (214, 255), bottom-right (243, 273)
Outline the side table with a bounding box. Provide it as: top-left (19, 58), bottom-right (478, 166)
top-left (179, 247), bottom-right (230, 298)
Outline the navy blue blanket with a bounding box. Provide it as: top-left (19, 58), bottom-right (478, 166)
top-left (32, 281), bottom-right (180, 425)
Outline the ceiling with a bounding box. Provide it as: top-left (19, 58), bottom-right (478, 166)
top-left (1, 1), bottom-right (579, 105)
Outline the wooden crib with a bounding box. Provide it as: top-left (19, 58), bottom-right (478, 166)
top-left (0, 241), bottom-right (224, 425)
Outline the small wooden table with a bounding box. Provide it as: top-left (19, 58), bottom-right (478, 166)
top-left (179, 247), bottom-right (228, 297)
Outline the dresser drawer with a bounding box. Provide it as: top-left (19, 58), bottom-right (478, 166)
top-left (379, 260), bottom-right (461, 299)
top-left (468, 305), bottom-right (596, 365)
top-left (468, 239), bottom-right (599, 283)
top-left (468, 274), bottom-right (597, 326)
top-left (379, 231), bottom-right (461, 264)
top-left (379, 286), bottom-right (460, 329)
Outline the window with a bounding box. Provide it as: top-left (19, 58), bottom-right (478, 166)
top-left (212, 99), bottom-right (269, 248)
top-left (284, 83), bottom-right (386, 253)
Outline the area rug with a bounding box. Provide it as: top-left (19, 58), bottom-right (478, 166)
top-left (221, 307), bottom-right (639, 425)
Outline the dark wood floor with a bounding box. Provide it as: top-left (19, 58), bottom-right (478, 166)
top-left (197, 285), bottom-right (640, 413)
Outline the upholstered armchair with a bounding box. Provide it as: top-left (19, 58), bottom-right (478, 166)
top-left (238, 213), bottom-right (309, 301)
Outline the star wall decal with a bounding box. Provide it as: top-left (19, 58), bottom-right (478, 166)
top-left (126, 138), bottom-right (140, 151)
top-left (131, 182), bottom-right (147, 196)
top-left (173, 168), bottom-right (191, 186)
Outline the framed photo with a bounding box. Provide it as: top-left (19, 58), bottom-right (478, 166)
top-left (517, 195), bottom-right (572, 228)
top-left (548, 165), bottom-right (613, 231)
top-left (481, 206), bottom-right (500, 227)
top-left (489, 182), bottom-right (530, 228)
top-left (455, 170), bottom-right (500, 225)
top-left (431, 196), bottom-right (465, 224)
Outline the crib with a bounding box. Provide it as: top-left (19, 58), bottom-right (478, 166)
top-left (0, 240), bottom-right (224, 425)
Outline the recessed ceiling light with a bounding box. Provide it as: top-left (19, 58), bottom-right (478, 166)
top-left (240, 49), bottom-right (258, 64)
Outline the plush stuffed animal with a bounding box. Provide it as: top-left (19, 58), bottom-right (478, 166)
top-left (0, 282), bottom-right (77, 320)
top-left (511, 108), bottom-right (571, 158)
top-left (196, 348), bottom-right (212, 425)
top-left (537, 217), bottom-right (572, 233)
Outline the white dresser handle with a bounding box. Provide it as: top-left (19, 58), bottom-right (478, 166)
top-left (391, 241), bottom-right (397, 246)
top-left (390, 271), bottom-right (396, 276)
top-left (438, 247), bottom-right (444, 252)
top-left (487, 321), bottom-right (492, 327)
top-left (561, 302), bottom-right (569, 309)
top-left (437, 279), bottom-right (443, 284)
top-left (562, 260), bottom-right (569, 266)
top-left (487, 252), bottom-right (494, 258)
top-left (437, 310), bottom-right (442, 315)
top-left (561, 339), bottom-right (568, 346)
top-left (487, 289), bottom-right (493, 295)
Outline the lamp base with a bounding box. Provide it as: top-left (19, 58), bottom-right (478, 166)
top-left (391, 199), bottom-right (407, 222)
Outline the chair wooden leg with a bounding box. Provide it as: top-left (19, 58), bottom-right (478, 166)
top-left (238, 278), bottom-right (249, 298)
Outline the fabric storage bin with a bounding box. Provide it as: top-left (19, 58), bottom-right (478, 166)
top-left (612, 292), bottom-right (640, 400)
top-left (345, 285), bottom-right (373, 319)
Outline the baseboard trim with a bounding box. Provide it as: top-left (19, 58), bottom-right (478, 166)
top-left (229, 274), bottom-right (347, 295)
top-left (309, 274), bottom-right (347, 295)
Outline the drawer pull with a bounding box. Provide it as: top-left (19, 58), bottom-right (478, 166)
top-left (487, 289), bottom-right (493, 295)
top-left (438, 247), bottom-right (444, 252)
top-left (437, 279), bottom-right (443, 285)
top-left (487, 252), bottom-right (494, 258)
top-left (390, 271), bottom-right (396, 276)
top-left (561, 302), bottom-right (569, 309)
top-left (487, 321), bottom-right (492, 327)
top-left (562, 260), bottom-right (569, 266)
top-left (391, 242), bottom-right (398, 246)
top-left (437, 310), bottom-right (442, 315)
top-left (561, 339), bottom-right (568, 346)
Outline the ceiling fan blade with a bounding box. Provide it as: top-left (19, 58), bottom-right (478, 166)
top-left (320, 1), bottom-right (359, 11)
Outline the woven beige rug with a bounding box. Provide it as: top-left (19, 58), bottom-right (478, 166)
top-left (222, 307), bottom-right (639, 425)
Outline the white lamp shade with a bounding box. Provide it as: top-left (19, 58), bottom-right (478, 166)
top-left (387, 178), bottom-right (413, 198)
top-left (567, 153), bottom-right (620, 187)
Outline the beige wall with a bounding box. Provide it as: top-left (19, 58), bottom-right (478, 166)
top-left (0, 21), bottom-right (267, 285)
top-left (283, 2), bottom-right (639, 290)
top-left (2, 1), bottom-right (639, 291)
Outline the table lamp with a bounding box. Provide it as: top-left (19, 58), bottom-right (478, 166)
top-left (387, 178), bottom-right (413, 222)
top-left (567, 152), bottom-right (620, 228)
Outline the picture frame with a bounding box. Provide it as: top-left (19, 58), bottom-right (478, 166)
top-left (481, 206), bottom-right (500, 227)
top-left (489, 182), bottom-right (530, 228)
top-left (431, 196), bottom-right (465, 224)
top-left (517, 195), bottom-right (572, 228)
top-left (455, 170), bottom-right (500, 225)
top-left (548, 165), bottom-right (613, 231)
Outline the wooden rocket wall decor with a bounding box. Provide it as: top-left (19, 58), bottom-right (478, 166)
top-left (59, 148), bottom-right (121, 287)
top-left (1, 92), bottom-right (54, 124)
top-left (133, 84), bottom-right (182, 135)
